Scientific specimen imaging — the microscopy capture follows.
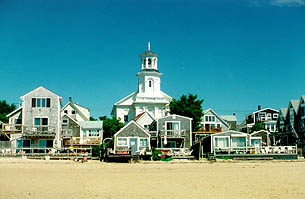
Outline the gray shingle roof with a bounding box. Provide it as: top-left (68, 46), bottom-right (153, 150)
top-left (279, 108), bottom-right (288, 118)
top-left (79, 121), bottom-right (103, 129)
top-left (290, 100), bottom-right (300, 113)
top-left (221, 115), bottom-right (237, 122)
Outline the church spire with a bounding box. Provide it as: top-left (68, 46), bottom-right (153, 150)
top-left (148, 41), bottom-right (150, 51)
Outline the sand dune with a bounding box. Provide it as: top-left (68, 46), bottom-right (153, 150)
top-left (0, 158), bottom-right (304, 199)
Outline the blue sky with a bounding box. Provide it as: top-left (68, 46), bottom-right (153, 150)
top-left (0, 0), bottom-right (305, 123)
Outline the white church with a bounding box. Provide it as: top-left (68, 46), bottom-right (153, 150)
top-left (111, 42), bottom-right (172, 123)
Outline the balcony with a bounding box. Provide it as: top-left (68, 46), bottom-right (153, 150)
top-left (23, 125), bottom-right (56, 137)
top-left (1, 124), bottom-right (22, 134)
top-left (159, 130), bottom-right (186, 138)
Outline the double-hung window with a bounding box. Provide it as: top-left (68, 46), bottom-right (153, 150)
top-left (118, 138), bottom-right (128, 146)
top-left (32, 98), bottom-right (51, 108)
top-left (140, 138), bottom-right (148, 147)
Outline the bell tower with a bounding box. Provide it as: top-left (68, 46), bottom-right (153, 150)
top-left (137, 42), bottom-right (162, 97)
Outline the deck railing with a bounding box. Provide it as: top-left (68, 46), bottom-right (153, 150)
top-left (159, 130), bottom-right (186, 137)
top-left (0, 147), bottom-right (92, 156)
top-left (23, 125), bottom-right (56, 137)
top-left (1, 124), bottom-right (22, 134)
top-left (64, 137), bottom-right (101, 145)
top-left (213, 145), bottom-right (297, 155)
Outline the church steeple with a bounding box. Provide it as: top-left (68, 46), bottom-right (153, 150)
top-left (137, 42), bottom-right (162, 96)
top-left (139, 42), bottom-right (159, 71)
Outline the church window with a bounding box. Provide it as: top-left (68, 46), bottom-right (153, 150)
top-left (149, 81), bottom-right (152, 87)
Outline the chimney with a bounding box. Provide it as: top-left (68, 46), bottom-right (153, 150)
top-left (258, 105), bottom-right (261, 111)
top-left (69, 97), bottom-right (72, 102)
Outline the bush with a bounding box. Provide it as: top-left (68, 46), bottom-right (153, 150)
top-left (92, 145), bottom-right (101, 157)
top-left (152, 148), bottom-right (162, 161)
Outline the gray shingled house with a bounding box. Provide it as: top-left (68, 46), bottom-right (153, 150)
top-left (114, 120), bottom-right (151, 155)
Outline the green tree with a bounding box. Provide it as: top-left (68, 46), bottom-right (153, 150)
top-left (90, 116), bottom-right (97, 121)
top-left (250, 122), bottom-right (265, 133)
top-left (0, 100), bottom-right (16, 123)
top-left (169, 94), bottom-right (204, 132)
top-left (99, 116), bottom-right (124, 138)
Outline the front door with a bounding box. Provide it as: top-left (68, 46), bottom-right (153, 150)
top-left (129, 138), bottom-right (138, 155)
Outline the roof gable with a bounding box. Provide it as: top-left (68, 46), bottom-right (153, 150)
top-left (134, 111), bottom-right (155, 122)
top-left (61, 101), bottom-right (90, 121)
top-left (114, 120), bottom-right (150, 138)
top-left (203, 108), bottom-right (229, 128)
top-left (114, 92), bottom-right (137, 106)
top-left (21, 86), bottom-right (62, 100)
top-left (253, 108), bottom-right (279, 114)
top-left (62, 114), bottom-right (80, 126)
top-left (289, 100), bottom-right (300, 113)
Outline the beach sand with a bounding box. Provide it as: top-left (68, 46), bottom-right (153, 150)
top-left (0, 158), bottom-right (304, 199)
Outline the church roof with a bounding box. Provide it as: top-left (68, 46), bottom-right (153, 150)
top-left (139, 50), bottom-right (159, 57)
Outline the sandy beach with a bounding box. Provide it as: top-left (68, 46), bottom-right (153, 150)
top-left (0, 158), bottom-right (304, 199)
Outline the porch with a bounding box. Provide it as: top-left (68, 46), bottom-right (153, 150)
top-left (1, 124), bottom-right (22, 134)
top-left (213, 145), bottom-right (298, 160)
top-left (23, 125), bottom-right (56, 137)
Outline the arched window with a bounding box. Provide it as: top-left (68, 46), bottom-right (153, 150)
top-left (149, 80), bottom-right (152, 87)
top-left (148, 58), bottom-right (152, 66)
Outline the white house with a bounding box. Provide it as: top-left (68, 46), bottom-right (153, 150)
top-left (111, 42), bottom-right (172, 123)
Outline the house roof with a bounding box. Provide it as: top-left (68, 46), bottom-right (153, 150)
top-left (133, 111), bottom-right (155, 123)
top-left (279, 108), bottom-right (288, 118)
top-left (251, 129), bottom-right (270, 136)
top-left (220, 115), bottom-right (237, 122)
top-left (133, 112), bottom-right (146, 122)
top-left (113, 120), bottom-right (150, 138)
top-left (253, 108), bottom-right (279, 114)
top-left (139, 50), bottom-right (159, 57)
top-left (289, 100), bottom-right (300, 113)
top-left (79, 121), bottom-right (103, 129)
top-left (20, 86), bottom-right (62, 100)
top-left (211, 130), bottom-right (247, 137)
top-left (6, 106), bottom-right (22, 118)
top-left (158, 114), bottom-right (193, 121)
top-left (203, 108), bottom-right (230, 128)
top-left (61, 101), bottom-right (90, 121)
top-left (62, 113), bottom-right (80, 126)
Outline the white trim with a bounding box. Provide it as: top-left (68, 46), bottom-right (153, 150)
top-left (159, 114), bottom-right (193, 121)
top-left (165, 120), bottom-right (181, 131)
top-left (20, 86), bottom-right (62, 100)
top-left (253, 108), bottom-right (279, 114)
top-left (113, 120), bottom-right (151, 138)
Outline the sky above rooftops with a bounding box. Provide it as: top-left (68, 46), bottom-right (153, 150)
top-left (0, 0), bottom-right (305, 123)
